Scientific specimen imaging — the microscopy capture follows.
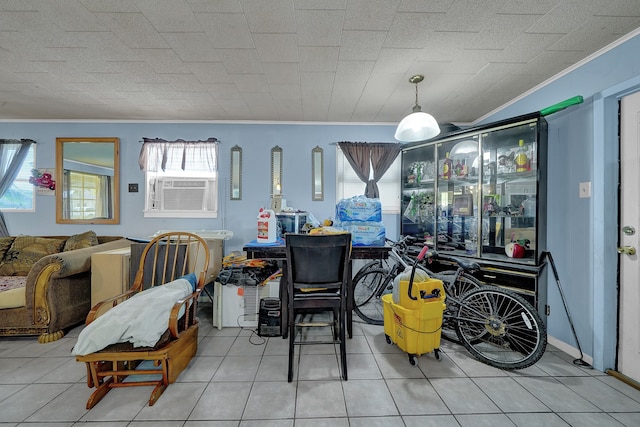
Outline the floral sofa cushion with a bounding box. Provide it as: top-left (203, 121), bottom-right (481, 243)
top-left (0, 236), bottom-right (66, 276)
top-left (0, 237), bottom-right (14, 262)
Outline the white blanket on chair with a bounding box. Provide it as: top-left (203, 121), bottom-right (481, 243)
top-left (71, 279), bottom-right (193, 356)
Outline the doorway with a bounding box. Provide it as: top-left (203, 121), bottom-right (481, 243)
top-left (617, 90), bottom-right (640, 383)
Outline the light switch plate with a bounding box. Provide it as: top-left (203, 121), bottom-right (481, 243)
top-left (579, 181), bottom-right (591, 198)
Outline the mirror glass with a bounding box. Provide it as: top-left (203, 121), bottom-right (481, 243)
top-left (230, 145), bottom-right (242, 200)
top-left (312, 146), bottom-right (324, 201)
top-left (271, 145), bottom-right (282, 196)
top-left (56, 137), bottom-right (120, 224)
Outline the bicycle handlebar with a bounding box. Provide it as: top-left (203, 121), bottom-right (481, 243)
top-left (389, 235), bottom-right (480, 273)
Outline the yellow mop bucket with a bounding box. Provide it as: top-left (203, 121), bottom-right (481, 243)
top-left (382, 279), bottom-right (445, 357)
top-left (383, 245), bottom-right (446, 362)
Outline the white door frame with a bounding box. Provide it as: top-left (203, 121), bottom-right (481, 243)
top-left (592, 76), bottom-right (640, 371)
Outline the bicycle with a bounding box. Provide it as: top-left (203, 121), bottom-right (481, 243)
top-left (352, 236), bottom-right (482, 343)
top-left (352, 236), bottom-right (547, 369)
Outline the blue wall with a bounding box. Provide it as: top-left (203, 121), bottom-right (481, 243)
top-left (0, 122), bottom-right (399, 253)
top-left (480, 31), bottom-right (640, 371)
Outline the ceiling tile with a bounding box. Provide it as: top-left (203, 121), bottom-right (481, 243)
top-left (253, 33), bottom-right (299, 62)
top-left (339, 30), bottom-right (386, 61)
top-left (197, 12), bottom-right (254, 49)
top-left (241, 0), bottom-right (296, 32)
top-left (263, 63), bottom-right (300, 85)
top-left (0, 1), bottom-right (638, 122)
top-left (94, 12), bottom-right (169, 49)
top-left (298, 46), bottom-right (339, 72)
top-left (296, 9), bottom-right (345, 47)
top-left (134, 0), bottom-right (202, 32)
top-left (344, 0), bottom-right (399, 30)
top-left (187, 0), bottom-right (243, 13)
top-left (161, 32), bottom-right (221, 62)
top-left (217, 48), bottom-right (263, 74)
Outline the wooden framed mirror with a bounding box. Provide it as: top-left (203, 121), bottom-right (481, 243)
top-left (56, 137), bottom-right (120, 224)
top-left (271, 145), bottom-right (282, 196)
top-left (230, 145), bottom-right (242, 200)
top-left (312, 146), bottom-right (324, 201)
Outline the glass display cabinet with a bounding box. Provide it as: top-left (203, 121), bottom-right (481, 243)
top-left (401, 113), bottom-right (548, 316)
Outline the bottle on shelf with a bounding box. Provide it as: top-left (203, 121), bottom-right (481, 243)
top-left (454, 159), bottom-right (462, 177)
top-left (515, 139), bottom-right (529, 172)
top-left (442, 151), bottom-right (453, 180)
top-left (461, 159), bottom-right (468, 177)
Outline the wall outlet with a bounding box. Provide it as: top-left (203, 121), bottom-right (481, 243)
top-left (579, 181), bottom-right (591, 198)
top-left (128, 183), bottom-right (139, 193)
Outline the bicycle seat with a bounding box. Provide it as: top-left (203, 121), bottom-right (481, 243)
top-left (441, 255), bottom-right (479, 272)
top-left (455, 258), bottom-right (480, 272)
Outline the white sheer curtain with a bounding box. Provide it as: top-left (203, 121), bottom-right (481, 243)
top-left (138, 138), bottom-right (218, 172)
top-left (0, 139), bottom-right (35, 235)
top-left (95, 176), bottom-right (111, 218)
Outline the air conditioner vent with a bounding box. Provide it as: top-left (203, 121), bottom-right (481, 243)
top-left (162, 179), bottom-right (207, 188)
top-left (157, 178), bottom-right (211, 211)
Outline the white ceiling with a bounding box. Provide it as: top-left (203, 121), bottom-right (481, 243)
top-left (1, 0), bottom-right (639, 125)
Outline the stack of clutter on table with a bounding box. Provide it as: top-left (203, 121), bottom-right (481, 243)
top-left (334, 195), bottom-right (385, 246)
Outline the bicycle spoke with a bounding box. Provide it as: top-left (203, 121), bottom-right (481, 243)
top-left (455, 287), bottom-right (547, 370)
top-left (352, 269), bottom-right (389, 325)
top-left (439, 272), bottom-right (482, 343)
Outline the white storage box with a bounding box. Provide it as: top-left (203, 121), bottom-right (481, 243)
top-left (213, 280), bottom-right (279, 329)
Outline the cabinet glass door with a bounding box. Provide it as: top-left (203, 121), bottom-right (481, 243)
top-left (435, 136), bottom-right (480, 255)
top-left (480, 120), bottom-right (539, 263)
top-left (401, 144), bottom-right (436, 245)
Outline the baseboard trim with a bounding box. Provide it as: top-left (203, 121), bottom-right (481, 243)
top-left (548, 336), bottom-right (594, 366)
top-left (606, 369), bottom-right (640, 391)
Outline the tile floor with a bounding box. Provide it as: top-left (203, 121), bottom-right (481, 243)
top-left (1, 303), bottom-right (640, 426)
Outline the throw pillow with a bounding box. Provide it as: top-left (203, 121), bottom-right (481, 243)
top-left (0, 236), bottom-right (66, 276)
top-left (63, 230), bottom-right (99, 251)
top-left (0, 237), bottom-right (15, 262)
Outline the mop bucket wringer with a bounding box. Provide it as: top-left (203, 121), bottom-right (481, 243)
top-left (383, 245), bottom-right (446, 365)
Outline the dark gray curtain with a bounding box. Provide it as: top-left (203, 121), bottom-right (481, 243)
top-left (337, 141), bottom-right (402, 198)
top-left (369, 143), bottom-right (402, 198)
top-left (0, 139), bottom-right (36, 236)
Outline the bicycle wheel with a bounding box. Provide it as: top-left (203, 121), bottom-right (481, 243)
top-left (455, 286), bottom-right (547, 370)
top-left (438, 272), bottom-right (482, 343)
top-left (352, 268), bottom-right (391, 325)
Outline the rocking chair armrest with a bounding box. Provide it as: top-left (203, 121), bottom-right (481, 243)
top-left (85, 289), bottom-right (138, 325)
top-left (168, 289), bottom-right (202, 338)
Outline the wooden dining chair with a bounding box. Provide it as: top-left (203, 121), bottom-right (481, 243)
top-left (284, 233), bottom-right (351, 382)
top-left (75, 231), bottom-right (210, 408)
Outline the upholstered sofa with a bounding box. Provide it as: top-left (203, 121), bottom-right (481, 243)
top-left (0, 232), bottom-right (131, 343)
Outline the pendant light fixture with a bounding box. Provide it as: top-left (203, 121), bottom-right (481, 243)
top-left (394, 74), bottom-right (441, 143)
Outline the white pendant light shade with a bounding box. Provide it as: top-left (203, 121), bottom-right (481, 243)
top-left (394, 74), bottom-right (441, 143)
top-left (394, 111), bottom-right (441, 142)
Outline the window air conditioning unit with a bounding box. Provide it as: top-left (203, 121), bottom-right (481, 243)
top-left (157, 178), bottom-right (211, 211)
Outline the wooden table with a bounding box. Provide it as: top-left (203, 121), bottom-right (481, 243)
top-left (244, 243), bottom-right (390, 338)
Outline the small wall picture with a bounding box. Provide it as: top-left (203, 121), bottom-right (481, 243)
top-left (30, 168), bottom-right (56, 195)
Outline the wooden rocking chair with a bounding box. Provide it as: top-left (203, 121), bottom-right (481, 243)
top-left (75, 231), bottom-right (210, 409)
